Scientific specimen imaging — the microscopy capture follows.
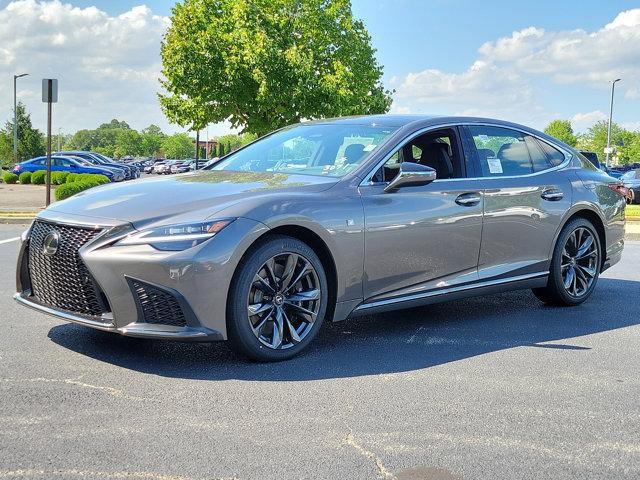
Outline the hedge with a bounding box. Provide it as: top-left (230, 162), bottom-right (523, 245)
top-left (3, 172), bottom-right (18, 184)
top-left (18, 171), bottom-right (32, 184)
top-left (31, 170), bottom-right (46, 185)
top-left (66, 173), bottom-right (78, 183)
top-left (54, 173), bottom-right (110, 201)
top-left (51, 171), bottom-right (69, 185)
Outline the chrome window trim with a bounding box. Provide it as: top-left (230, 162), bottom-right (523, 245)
top-left (360, 122), bottom-right (573, 187)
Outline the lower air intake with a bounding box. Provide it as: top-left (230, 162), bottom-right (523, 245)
top-left (129, 279), bottom-right (187, 327)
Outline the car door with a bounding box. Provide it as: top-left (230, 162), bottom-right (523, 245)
top-left (462, 124), bottom-right (573, 281)
top-left (360, 126), bottom-right (484, 302)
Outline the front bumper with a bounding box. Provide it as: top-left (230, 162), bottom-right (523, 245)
top-left (13, 292), bottom-right (222, 340)
top-left (15, 212), bottom-right (269, 341)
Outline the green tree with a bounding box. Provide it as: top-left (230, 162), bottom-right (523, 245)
top-left (114, 129), bottom-right (141, 157)
top-left (578, 121), bottom-right (626, 164)
top-left (140, 125), bottom-right (165, 157)
top-left (160, 0), bottom-right (392, 136)
top-left (162, 133), bottom-right (194, 159)
top-left (0, 102), bottom-right (45, 166)
top-left (99, 119), bottom-right (131, 130)
top-left (544, 120), bottom-right (577, 147)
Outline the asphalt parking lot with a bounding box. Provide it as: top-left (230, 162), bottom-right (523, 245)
top-left (0, 223), bottom-right (639, 480)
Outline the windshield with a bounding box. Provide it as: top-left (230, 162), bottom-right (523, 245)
top-left (211, 124), bottom-right (398, 177)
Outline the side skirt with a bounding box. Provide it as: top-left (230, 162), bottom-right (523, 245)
top-left (349, 272), bottom-right (548, 317)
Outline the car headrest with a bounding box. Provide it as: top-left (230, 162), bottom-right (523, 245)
top-left (344, 144), bottom-right (366, 164)
top-left (420, 142), bottom-right (453, 178)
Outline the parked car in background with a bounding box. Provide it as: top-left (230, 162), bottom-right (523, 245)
top-left (153, 161), bottom-right (170, 174)
top-left (170, 160), bottom-right (194, 174)
top-left (13, 155), bottom-right (123, 182)
top-left (156, 160), bottom-right (182, 174)
top-left (620, 169), bottom-right (639, 204)
top-left (14, 115), bottom-right (627, 361)
top-left (55, 151), bottom-right (135, 180)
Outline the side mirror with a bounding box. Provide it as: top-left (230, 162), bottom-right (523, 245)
top-left (384, 162), bottom-right (437, 192)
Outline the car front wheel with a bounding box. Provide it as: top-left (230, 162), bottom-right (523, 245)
top-left (226, 235), bottom-right (328, 361)
top-left (533, 218), bottom-right (601, 306)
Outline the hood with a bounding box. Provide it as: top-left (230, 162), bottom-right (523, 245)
top-left (45, 170), bottom-right (338, 227)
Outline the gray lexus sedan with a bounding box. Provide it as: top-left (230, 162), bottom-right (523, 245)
top-left (15, 115), bottom-right (627, 361)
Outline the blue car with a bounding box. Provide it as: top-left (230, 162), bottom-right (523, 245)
top-left (55, 151), bottom-right (136, 180)
top-left (13, 155), bottom-right (123, 182)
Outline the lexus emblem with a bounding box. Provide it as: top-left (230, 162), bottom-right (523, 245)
top-left (42, 231), bottom-right (61, 256)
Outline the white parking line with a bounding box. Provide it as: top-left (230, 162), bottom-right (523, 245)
top-left (0, 237), bottom-right (20, 245)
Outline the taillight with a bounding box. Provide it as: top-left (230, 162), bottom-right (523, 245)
top-left (608, 183), bottom-right (630, 198)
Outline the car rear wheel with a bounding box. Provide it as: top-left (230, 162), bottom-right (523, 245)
top-left (227, 235), bottom-right (328, 361)
top-left (532, 218), bottom-right (601, 306)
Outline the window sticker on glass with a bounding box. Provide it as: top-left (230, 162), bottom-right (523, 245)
top-left (487, 157), bottom-right (503, 174)
top-left (363, 144), bottom-right (377, 152)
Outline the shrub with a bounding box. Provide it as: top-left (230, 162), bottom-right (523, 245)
top-left (54, 176), bottom-right (110, 201)
top-left (31, 170), bottom-right (46, 185)
top-left (57, 171), bottom-right (69, 184)
top-left (66, 173), bottom-right (78, 183)
top-left (18, 171), bottom-right (32, 184)
top-left (51, 171), bottom-right (69, 185)
top-left (3, 172), bottom-right (18, 184)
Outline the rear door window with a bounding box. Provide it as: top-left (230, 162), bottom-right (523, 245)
top-left (467, 126), bottom-right (565, 177)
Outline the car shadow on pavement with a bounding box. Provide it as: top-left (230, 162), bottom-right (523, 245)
top-left (48, 278), bottom-right (639, 381)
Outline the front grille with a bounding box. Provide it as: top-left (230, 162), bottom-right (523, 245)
top-left (130, 279), bottom-right (187, 327)
top-left (27, 220), bottom-right (110, 318)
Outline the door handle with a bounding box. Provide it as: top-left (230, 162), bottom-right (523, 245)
top-left (455, 192), bottom-right (481, 207)
top-left (541, 189), bottom-right (564, 201)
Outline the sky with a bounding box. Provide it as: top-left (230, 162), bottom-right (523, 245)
top-left (0, 0), bottom-right (639, 138)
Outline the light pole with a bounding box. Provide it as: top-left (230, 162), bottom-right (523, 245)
top-left (13, 73), bottom-right (29, 163)
top-left (605, 78), bottom-right (621, 168)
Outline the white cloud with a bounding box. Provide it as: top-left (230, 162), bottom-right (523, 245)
top-left (478, 9), bottom-right (640, 84)
top-left (570, 110), bottom-right (608, 132)
top-left (626, 87), bottom-right (640, 99)
top-left (621, 121), bottom-right (640, 132)
top-left (0, 0), bottom-right (212, 136)
top-left (391, 59), bottom-right (547, 126)
top-left (391, 8), bottom-right (640, 129)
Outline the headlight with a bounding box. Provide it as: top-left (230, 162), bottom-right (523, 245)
top-left (117, 219), bottom-right (235, 251)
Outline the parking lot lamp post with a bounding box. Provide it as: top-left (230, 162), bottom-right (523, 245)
top-left (13, 73), bottom-right (29, 163)
top-left (605, 78), bottom-right (621, 168)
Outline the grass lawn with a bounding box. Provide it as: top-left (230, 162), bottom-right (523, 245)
top-left (627, 204), bottom-right (640, 218)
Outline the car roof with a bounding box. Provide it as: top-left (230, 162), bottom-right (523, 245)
top-left (300, 114), bottom-right (572, 150)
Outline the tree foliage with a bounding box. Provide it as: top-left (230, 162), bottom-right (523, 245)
top-left (0, 102), bottom-right (45, 166)
top-left (162, 133), bottom-right (194, 159)
top-left (576, 121), bottom-right (640, 165)
top-left (544, 120), bottom-right (577, 147)
top-left (160, 0), bottom-right (393, 136)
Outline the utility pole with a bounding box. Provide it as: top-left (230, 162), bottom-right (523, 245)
top-left (13, 73), bottom-right (29, 163)
top-left (605, 78), bottom-right (621, 168)
top-left (205, 125), bottom-right (209, 160)
top-left (195, 128), bottom-right (200, 170)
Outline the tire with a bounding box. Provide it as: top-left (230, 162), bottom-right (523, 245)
top-left (226, 235), bottom-right (328, 361)
top-left (532, 218), bottom-right (602, 306)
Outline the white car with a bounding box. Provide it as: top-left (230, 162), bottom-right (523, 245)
top-left (153, 162), bottom-right (168, 174)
